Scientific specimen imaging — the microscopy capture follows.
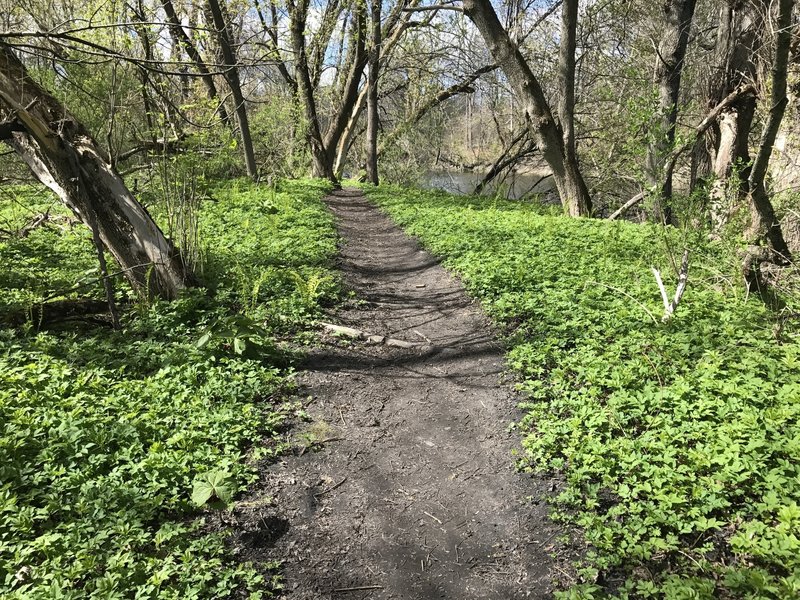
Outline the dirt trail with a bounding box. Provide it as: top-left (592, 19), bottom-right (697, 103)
top-left (236, 189), bottom-right (562, 599)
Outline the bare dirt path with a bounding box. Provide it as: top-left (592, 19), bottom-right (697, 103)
top-left (235, 189), bottom-right (562, 599)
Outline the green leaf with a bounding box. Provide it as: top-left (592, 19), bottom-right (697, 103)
top-left (196, 331), bottom-right (212, 348)
top-left (192, 471), bottom-right (235, 507)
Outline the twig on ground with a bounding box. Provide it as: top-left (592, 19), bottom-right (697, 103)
top-left (320, 322), bottom-right (423, 349)
top-left (321, 322), bottom-right (365, 339)
top-left (315, 477), bottom-right (348, 498)
top-left (423, 511), bottom-right (442, 524)
top-left (530, 528), bottom-right (561, 548)
top-left (331, 585), bottom-right (383, 593)
top-left (298, 436), bottom-right (343, 456)
top-left (318, 437), bottom-right (344, 445)
top-left (462, 467), bottom-right (482, 481)
top-left (413, 329), bottom-right (432, 343)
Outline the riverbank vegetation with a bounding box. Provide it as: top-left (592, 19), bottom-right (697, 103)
top-left (366, 183), bottom-right (800, 599)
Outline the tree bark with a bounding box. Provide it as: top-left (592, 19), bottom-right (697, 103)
top-left (365, 0), bottom-right (381, 185)
top-left (289, 0), bottom-right (337, 181)
top-left (463, 0), bottom-right (591, 216)
top-left (308, 0), bottom-right (345, 90)
top-left (558, 0), bottom-right (578, 176)
top-left (645, 0), bottom-right (697, 224)
top-left (703, 0), bottom-right (760, 231)
top-left (205, 0), bottom-right (258, 179)
top-left (331, 3), bottom-right (420, 177)
top-left (286, 0), bottom-right (416, 181)
top-left (321, 1), bottom-right (368, 173)
top-left (333, 87), bottom-right (368, 177)
top-left (0, 43), bottom-right (193, 299)
top-left (130, 5), bottom-right (157, 145)
top-left (745, 0), bottom-right (793, 263)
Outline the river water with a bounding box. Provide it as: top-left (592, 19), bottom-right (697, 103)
top-left (421, 170), bottom-right (555, 200)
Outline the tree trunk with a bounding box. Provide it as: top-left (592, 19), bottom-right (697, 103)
top-left (704, 0), bottom-right (760, 231)
top-left (290, 0), bottom-right (337, 182)
top-left (645, 0), bottom-right (697, 224)
top-left (365, 0), bottom-right (381, 185)
top-left (287, 0), bottom-right (415, 181)
top-left (0, 43), bottom-right (193, 299)
top-left (558, 0), bottom-right (578, 176)
top-left (205, 0), bottom-right (258, 179)
top-left (321, 1), bottom-right (368, 173)
top-left (130, 6), bottom-right (156, 138)
top-left (708, 110), bottom-right (740, 230)
top-left (162, 0), bottom-right (230, 126)
top-left (333, 87), bottom-right (368, 177)
top-left (745, 0), bottom-right (793, 263)
top-left (463, 0), bottom-right (592, 216)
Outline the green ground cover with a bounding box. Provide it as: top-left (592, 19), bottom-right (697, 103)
top-left (365, 184), bottom-right (800, 600)
top-left (0, 179), bottom-right (337, 598)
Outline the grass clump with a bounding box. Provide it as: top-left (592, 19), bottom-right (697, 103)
top-left (365, 184), bottom-right (800, 600)
top-left (0, 178), bottom-right (336, 598)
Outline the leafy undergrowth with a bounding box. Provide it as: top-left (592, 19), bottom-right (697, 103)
top-left (0, 179), bottom-right (337, 598)
top-left (0, 185), bottom-right (98, 315)
top-left (365, 184), bottom-right (800, 600)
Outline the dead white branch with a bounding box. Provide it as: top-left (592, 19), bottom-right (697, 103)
top-left (651, 249), bottom-right (690, 321)
top-left (320, 322), bottom-right (425, 348)
top-left (607, 190), bottom-right (647, 221)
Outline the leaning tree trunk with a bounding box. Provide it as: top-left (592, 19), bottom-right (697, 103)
top-left (364, 0), bottom-right (381, 185)
top-left (462, 0), bottom-right (592, 217)
top-left (645, 0), bottom-right (698, 225)
top-left (333, 88), bottom-right (368, 178)
top-left (745, 0), bottom-right (793, 264)
top-left (0, 43), bottom-right (193, 300)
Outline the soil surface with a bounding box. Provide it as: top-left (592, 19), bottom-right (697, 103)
top-left (234, 189), bottom-right (566, 599)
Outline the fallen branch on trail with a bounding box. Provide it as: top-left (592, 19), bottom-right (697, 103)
top-left (331, 585), bottom-right (384, 593)
top-left (320, 322), bottom-right (426, 349)
top-left (652, 249), bottom-right (690, 321)
top-left (314, 476), bottom-right (348, 497)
